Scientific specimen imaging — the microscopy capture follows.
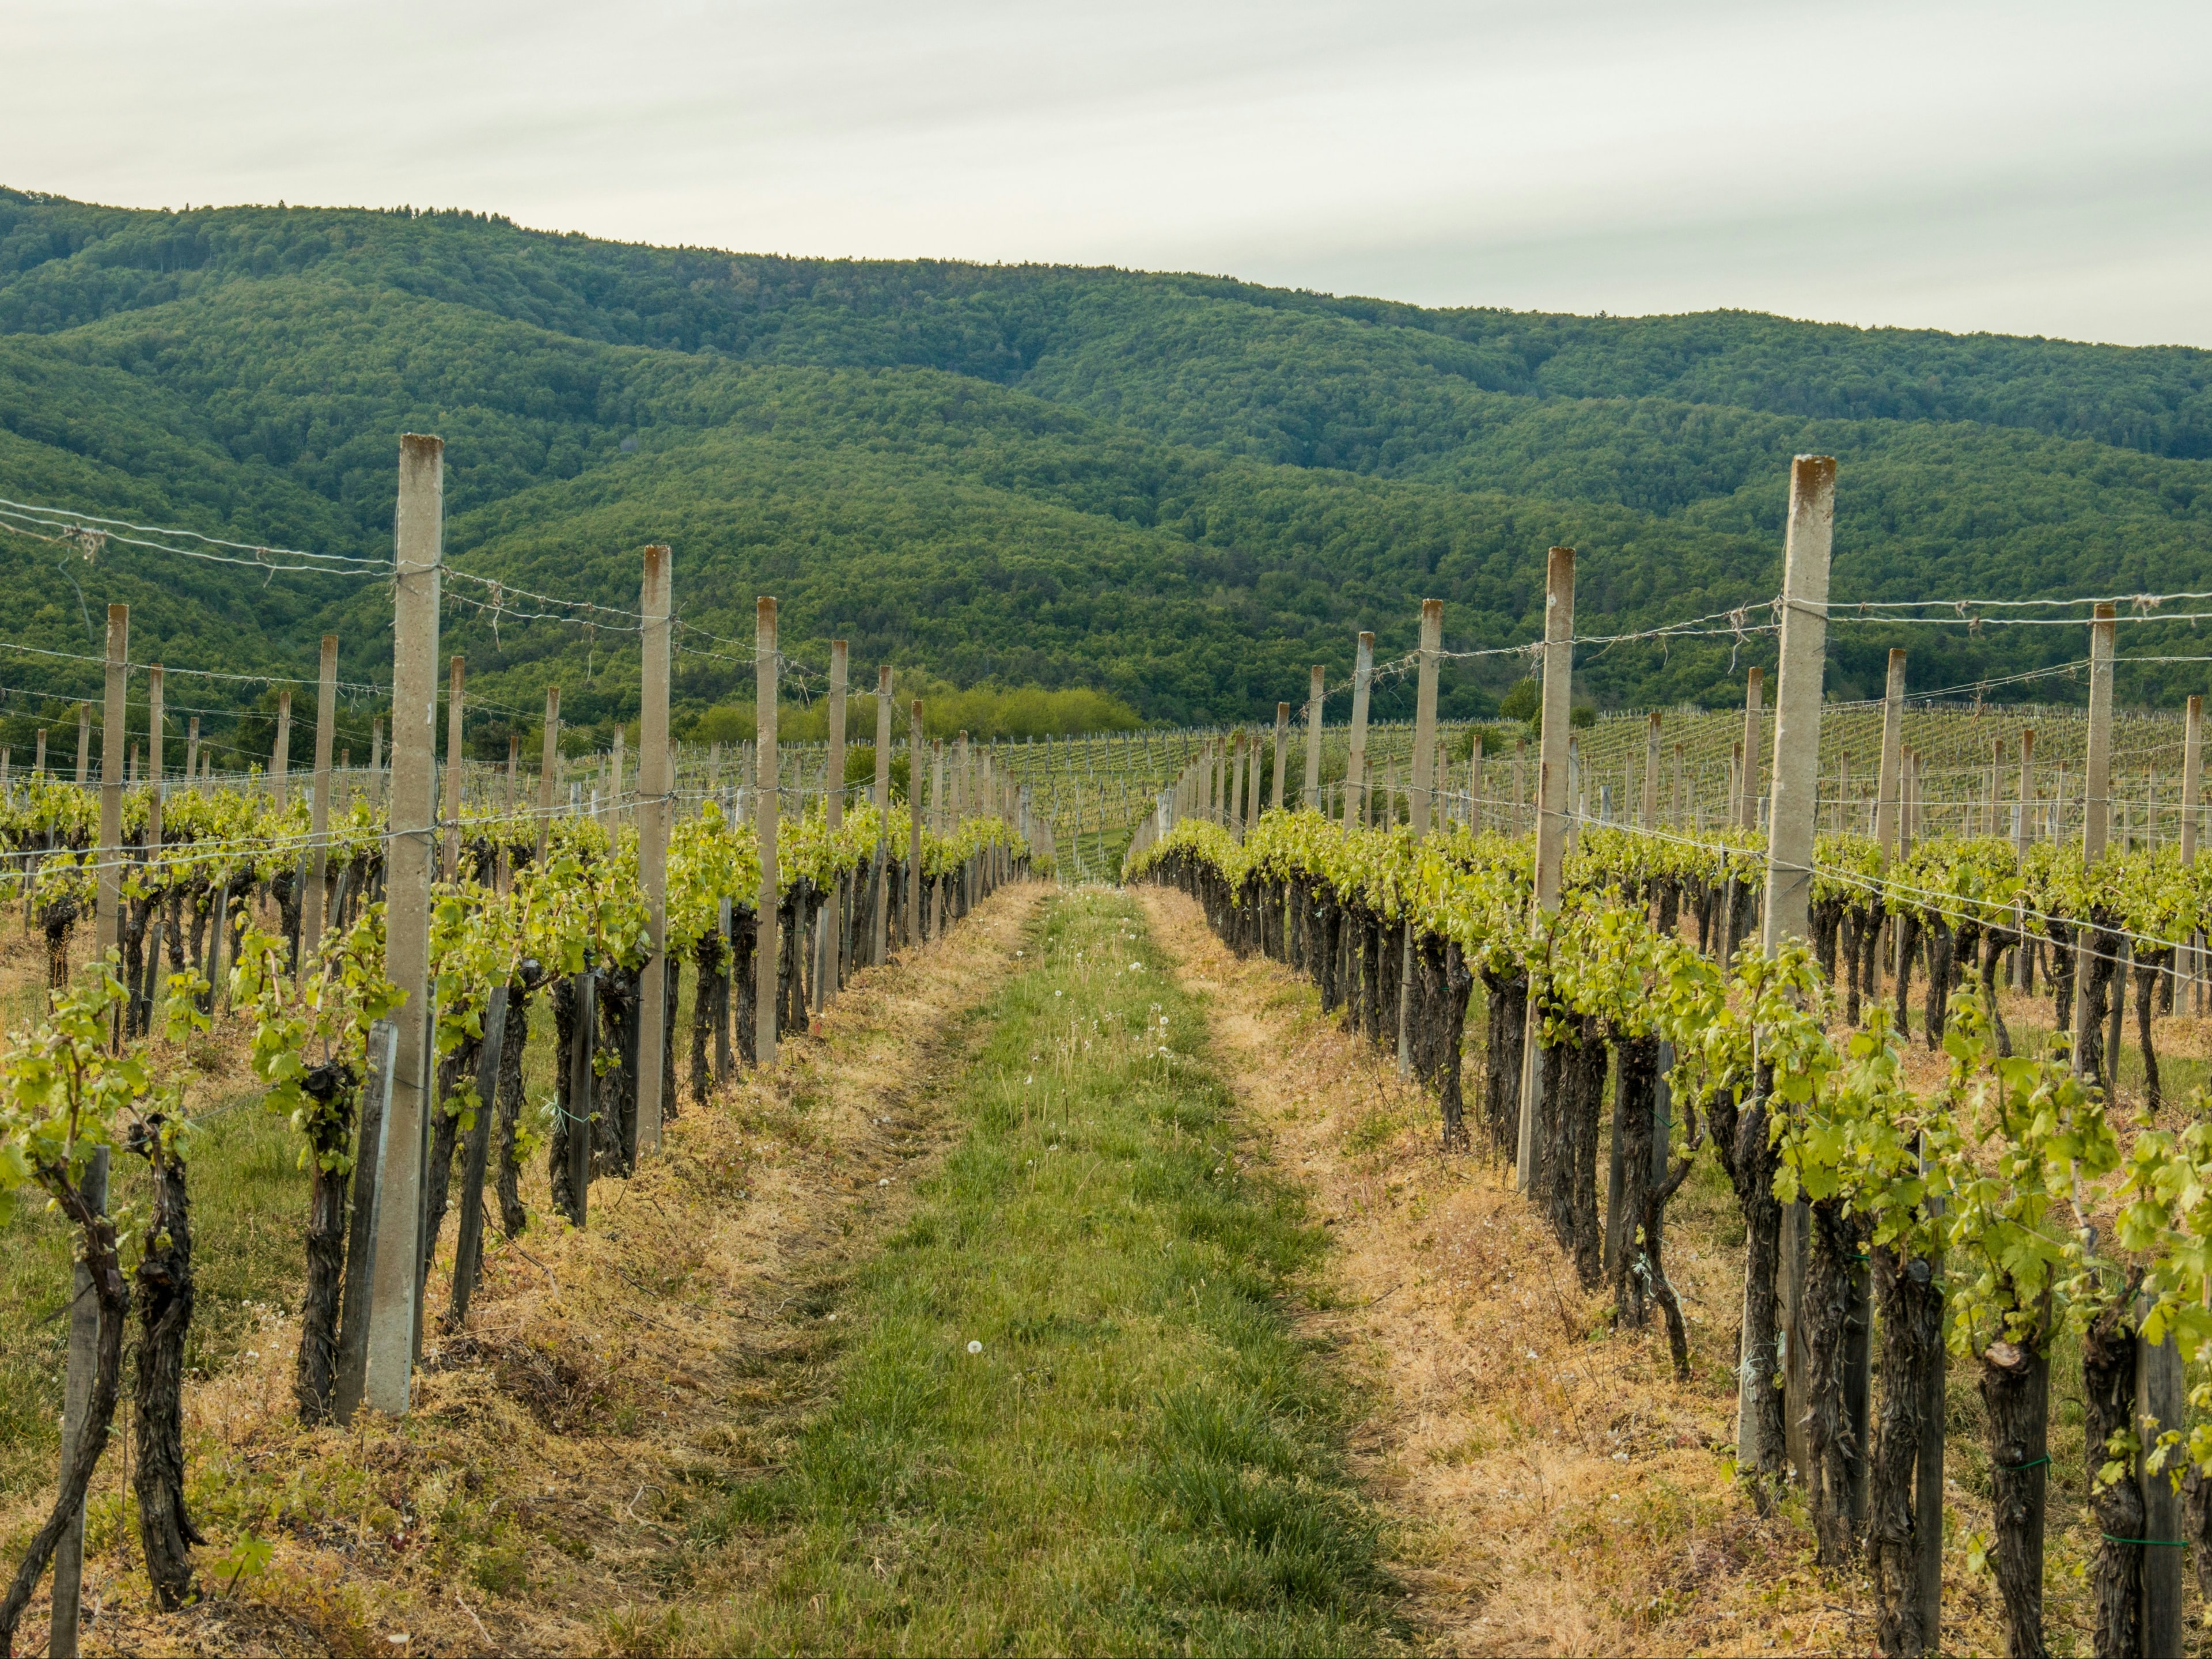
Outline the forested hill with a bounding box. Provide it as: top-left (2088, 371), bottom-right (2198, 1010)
top-left (2, 185), bottom-right (2209, 753)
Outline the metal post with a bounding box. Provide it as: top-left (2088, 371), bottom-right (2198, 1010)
top-left (305, 635), bottom-right (338, 957)
top-left (446, 986), bottom-right (508, 1327)
top-left (362, 434), bottom-right (442, 1418)
top-left (755, 597), bottom-right (778, 1068)
top-left (1516, 548), bottom-right (1574, 1192)
top-left (97, 607), bottom-right (127, 956)
top-left (635, 545), bottom-right (671, 1152)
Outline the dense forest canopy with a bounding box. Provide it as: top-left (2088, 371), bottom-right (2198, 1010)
top-left (2, 186), bottom-right (2209, 759)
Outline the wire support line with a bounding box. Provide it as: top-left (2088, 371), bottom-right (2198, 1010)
top-left (0, 498), bottom-right (389, 575)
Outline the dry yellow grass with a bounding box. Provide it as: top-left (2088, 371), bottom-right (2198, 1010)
top-left (2, 882), bottom-right (1046, 1658)
top-left (1140, 885), bottom-right (1892, 1658)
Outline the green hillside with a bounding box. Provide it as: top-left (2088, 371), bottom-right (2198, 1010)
top-left (2, 186), bottom-right (2210, 756)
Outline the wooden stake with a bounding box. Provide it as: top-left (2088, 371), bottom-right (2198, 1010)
top-left (755, 597), bottom-right (778, 1068)
top-left (362, 433), bottom-right (442, 1418)
top-left (635, 545), bottom-right (672, 1152)
top-left (1516, 548), bottom-right (1574, 1193)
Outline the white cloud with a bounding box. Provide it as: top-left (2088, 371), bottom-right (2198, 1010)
top-left (5, 0), bottom-right (2207, 344)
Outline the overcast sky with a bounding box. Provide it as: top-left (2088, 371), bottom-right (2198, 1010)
top-left (9, 0), bottom-right (2208, 347)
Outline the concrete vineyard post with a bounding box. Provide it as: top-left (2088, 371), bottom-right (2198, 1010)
top-left (1343, 632), bottom-right (1374, 831)
top-left (873, 667), bottom-right (892, 963)
top-left (636, 544), bottom-right (672, 1152)
top-left (305, 635), bottom-right (338, 957)
top-left (821, 640), bottom-right (847, 1011)
top-left (2184, 697), bottom-right (2203, 1007)
top-left (1400, 598), bottom-right (1442, 1077)
top-left (75, 702), bottom-right (89, 787)
top-left (1516, 548), bottom-right (1574, 1192)
top-left (441, 657), bottom-right (465, 880)
top-left (271, 691), bottom-right (291, 808)
top-left (907, 702), bottom-right (923, 946)
top-left (179, 721), bottom-right (191, 786)
top-left (2183, 697), bottom-right (2203, 866)
top-left (1230, 732), bottom-right (1246, 838)
top-left (756, 597), bottom-right (779, 1067)
top-left (370, 718), bottom-right (384, 811)
top-left (1876, 650), bottom-right (1907, 857)
top-left (2015, 728), bottom-right (2036, 988)
top-left (536, 687), bottom-right (560, 863)
top-left (1642, 711), bottom-right (1661, 830)
top-left (363, 432), bottom-right (443, 1418)
top-left (1272, 701), bottom-right (1290, 810)
top-left (1737, 668), bottom-right (1763, 830)
top-left (2073, 603), bottom-right (2115, 1077)
top-left (1759, 457), bottom-right (1834, 952)
top-left (1304, 666), bottom-right (1324, 808)
top-left (98, 605), bottom-right (127, 957)
top-left (1756, 456), bottom-right (1836, 1491)
top-left (146, 666), bottom-right (164, 873)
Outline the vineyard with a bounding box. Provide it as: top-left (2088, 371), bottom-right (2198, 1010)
top-left (6, 441), bottom-right (2212, 1658)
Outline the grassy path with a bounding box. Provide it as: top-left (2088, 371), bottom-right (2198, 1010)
top-left (687, 888), bottom-right (1396, 1656)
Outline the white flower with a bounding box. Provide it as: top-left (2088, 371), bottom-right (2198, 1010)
top-left (967, 1339), bottom-right (983, 1355)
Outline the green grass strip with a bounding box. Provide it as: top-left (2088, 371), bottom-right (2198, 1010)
top-left (680, 889), bottom-right (1397, 1657)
